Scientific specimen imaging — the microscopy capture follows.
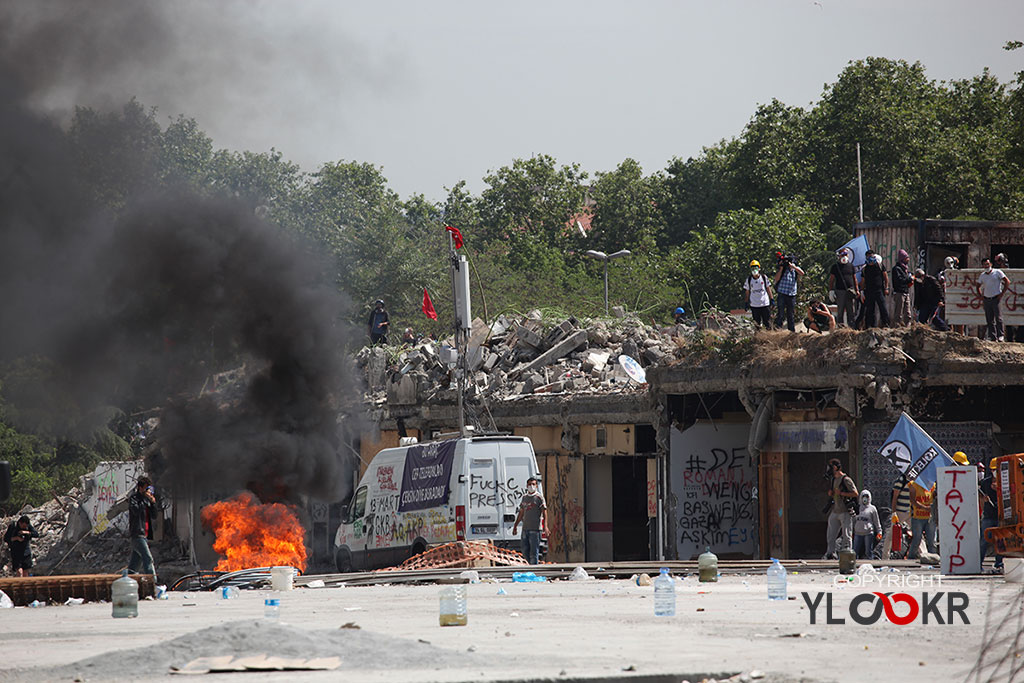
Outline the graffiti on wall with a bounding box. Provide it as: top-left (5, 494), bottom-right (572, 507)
top-left (944, 269), bottom-right (1024, 325)
top-left (670, 423), bottom-right (756, 560)
top-left (83, 461), bottom-right (146, 534)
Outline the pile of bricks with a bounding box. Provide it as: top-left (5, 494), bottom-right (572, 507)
top-left (377, 540), bottom-right (530, 571)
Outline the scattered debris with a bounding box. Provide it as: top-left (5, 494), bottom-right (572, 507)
top-left (380, 540), bottom-right (529, 571)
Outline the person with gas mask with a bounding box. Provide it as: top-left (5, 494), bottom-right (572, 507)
top-left (857, 250), bottom-right (890, 328)
top-left (743, 259), bottom-right (773, 328)
top-left (512, 476), bottom-right (548, 565)
top-left (828, 250), bottom-right (859, 327)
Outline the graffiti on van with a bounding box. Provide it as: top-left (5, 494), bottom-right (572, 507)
top-left (468, 474), bottom-right (526, 508)
top-left (377, 465), bottom-right (398, 491)
top-left (372, 507), bottom-right (455, 547)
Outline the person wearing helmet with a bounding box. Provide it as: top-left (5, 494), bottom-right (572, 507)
top-left (980, 457), bottom-right (1003, 572)
top-left (743, 260), bottom-right (773, 328)
top-left (828, 250), bottom-right (859, 327)
top-left (952, 451), bottom-right (969, 466)
top-left (367, 299), bottom-right (390, 345)
top-left (673, 306), bottom-right (686, 324)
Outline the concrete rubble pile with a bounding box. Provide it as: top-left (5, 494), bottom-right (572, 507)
top-left (356, 308), bottom-right (685, 406)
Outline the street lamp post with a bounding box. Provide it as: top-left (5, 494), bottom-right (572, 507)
top-left (584, 249), bottom-right (632, 314)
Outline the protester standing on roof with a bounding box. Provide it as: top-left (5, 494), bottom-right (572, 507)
top-left (773, 253), bottom-right (803, 332)
top-left (367, 299), bottom-right (390, 345)
top-left (913, 268), bottom-right (942, 325)
top-left (828, 251), bottom-right (859, 327)
top-left (4, 515), bottom-right (39, 577)
top-left (856, 250), bottom-right (890, 328)
top-left (995, 253), bottom-right (1015, 342)
top-left (890, 249), bottom-right (914, 327)
top-left (743, 260), bottom-right (773, 328)
top-left (977, 257), bottom-right (1011, 342)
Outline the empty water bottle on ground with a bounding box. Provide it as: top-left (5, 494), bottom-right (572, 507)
top-left (111, 569), bottom-right (139, 618)
top-left (653, 568), bottom-right (676, 617)
top-left (439, 585), bottom-right (467, 626)
top-left (264, 598), bottom-right (280, 619)
top-left (767, 558), bottom-right (787, 600)
top-left (219, 586), bottom-right (239, 599)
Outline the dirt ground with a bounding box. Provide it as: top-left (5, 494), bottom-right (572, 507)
top-left (0, 569), bottom-right (1009, 683)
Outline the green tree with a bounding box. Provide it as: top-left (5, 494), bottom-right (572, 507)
top-left (678, 198), bottom-right (826, 312)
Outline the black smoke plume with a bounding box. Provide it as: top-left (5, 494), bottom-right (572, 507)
top-left (0, 3), bottom-right (360, 503)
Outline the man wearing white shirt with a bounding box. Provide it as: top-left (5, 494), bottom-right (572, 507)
top-left (977, 257), bottom-right (1011, 341)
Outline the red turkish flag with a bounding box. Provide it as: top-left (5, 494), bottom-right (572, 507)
top-left (422, 287), bottom-right (438, 320)
top-left (445, 225), bottom-right (464, 249)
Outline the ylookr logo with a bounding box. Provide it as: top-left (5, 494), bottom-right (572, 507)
top-left (801, 591), bottom-right (970, 625)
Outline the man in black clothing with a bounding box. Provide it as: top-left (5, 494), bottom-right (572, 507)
top-left (913, 268), bottom-right (942, 324)
top-left (4, 515), bottom-right (39, 576)
top-left (858, 250), bottom-right (890, 328)
top-left (367, 300), bottom-right (389, 345)
top-left (828, 252), bottom-right (859, 327)
top-left (127, 476), bottom-right (157, 576)
top-left (979, 462), bottom-right (1004, 572)
top-left (890, 249), bottom-right (914, 326)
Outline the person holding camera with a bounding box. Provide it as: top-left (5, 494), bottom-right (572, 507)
top-left (127, 476), bottom-right (157, 576)
top-left (773, 254), bottom-right (804, 332)
top-left (824, 458), bottom-right (859, 559)
top-left (4, 515), bottom-right (39, 577)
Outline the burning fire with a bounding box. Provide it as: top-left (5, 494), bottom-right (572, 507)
top-left (200, 491), bottom-right (307, 572)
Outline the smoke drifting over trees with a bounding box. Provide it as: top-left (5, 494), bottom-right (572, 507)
top-left (0, 3), bottom-right (359, 503)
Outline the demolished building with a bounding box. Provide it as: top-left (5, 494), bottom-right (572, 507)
top-left (359, 314), bottom-right (1024, 563)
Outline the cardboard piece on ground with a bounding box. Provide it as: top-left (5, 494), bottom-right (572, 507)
top-left (171, 655), bottom-right (341, 675)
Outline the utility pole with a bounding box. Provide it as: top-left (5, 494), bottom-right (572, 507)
top-left (448, 231), bottom-right (471, 437)
top-left (856, 142), bottom-right (864, 225)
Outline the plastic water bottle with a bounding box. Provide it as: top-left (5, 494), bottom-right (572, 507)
top-left (439, 585), bottom-right (467, 626)
top-left (111, 569), bottom-right (139, 618)
top-left (264, 598), bottom-right (280, 619)
top-left (653, 568), bottom-right (676, 617)
top-left (219, 586), bottom-right (239, 599)
top-left (767, 558), bottom-right (787, 600)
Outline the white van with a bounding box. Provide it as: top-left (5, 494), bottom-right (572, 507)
top-left (333, 435), bottom-right (542, 572)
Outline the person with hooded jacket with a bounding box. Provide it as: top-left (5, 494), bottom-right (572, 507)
top-left (853, 490), bottom-right (882, 559)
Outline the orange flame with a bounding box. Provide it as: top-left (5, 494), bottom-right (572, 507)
top-left (200, 491), bottom-right (307, 572)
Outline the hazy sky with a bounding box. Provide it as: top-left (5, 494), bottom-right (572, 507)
top-left (42, 1), bottom-right (1024, 201)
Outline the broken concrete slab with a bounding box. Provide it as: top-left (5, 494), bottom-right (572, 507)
top-left (509, 330), bottom-right (589, 379)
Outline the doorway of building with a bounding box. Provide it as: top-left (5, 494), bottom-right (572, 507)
top-left (611, 456), bottom-right (651, 561)
top-left (787, 452), bottom-right (833, 558)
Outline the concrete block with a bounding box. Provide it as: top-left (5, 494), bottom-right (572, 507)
top-left (611, 306), bottom-right (626, 318)
top-left (509, 330), bottom-right (589, 379)
top-left (586, 351), bottom-right (610, 372)
top-left (483, 351), bottom-right (499, 371)
top-left (515, 325), bottom-right (546, 350)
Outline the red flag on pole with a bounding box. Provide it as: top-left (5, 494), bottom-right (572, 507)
top-left (445, 225), bottom-right (464, 249)
top-left (422, 287), bottom-right (438, 320)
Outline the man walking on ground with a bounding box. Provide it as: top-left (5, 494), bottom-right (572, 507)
top-left (828, 251), bottom-right (859, 327)
top-left (512, 477), bottom-right (548, 565)
top-left (907, 481), bottom-right (937, 559)
top-left (882, 474), bottom-right (913, 559)
top-left (743, 260), bottom-right (773, 328)
top-left (980, 459), bottom-right (1004, 573)
top-left (773, 254), bottom-right (804, 332)
top-left (824, 459), bottom-right (859, 559)
top-left (977, 258), bottom-right (1011, 342)
top-left (890, 249), bottom-right (914, 326)
top-left (127, 476), bottom-right (157, 576)
top-left (858, 250), bottom-right (890, 328)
